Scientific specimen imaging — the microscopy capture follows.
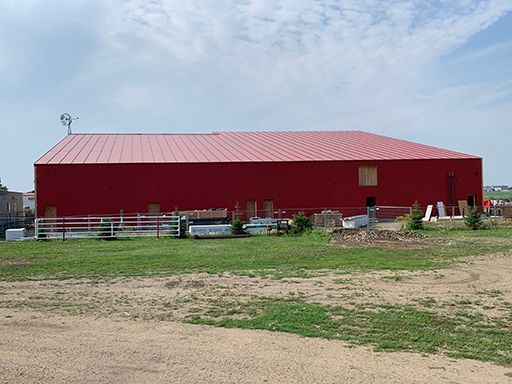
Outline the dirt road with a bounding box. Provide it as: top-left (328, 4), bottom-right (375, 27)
top-left (1, 308), bottom-right (511, 384)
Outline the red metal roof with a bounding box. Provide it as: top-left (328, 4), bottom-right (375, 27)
top-left (35, 131), bottom-right (478, 165)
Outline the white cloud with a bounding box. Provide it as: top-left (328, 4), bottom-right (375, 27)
top-left (95, 1), bottom-right (512, 131)
top-left (0, 0), bottom-right (511, 190)
top-left (104, 1), bottom-right (511, 76)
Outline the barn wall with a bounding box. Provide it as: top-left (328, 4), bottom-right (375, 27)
top-left (35, 158), bottom-right (482, 217)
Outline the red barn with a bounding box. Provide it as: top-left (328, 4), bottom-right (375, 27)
top-left (34, 131), bottom-right (482, 218)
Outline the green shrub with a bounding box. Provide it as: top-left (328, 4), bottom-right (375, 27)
top-left (231, 219), bottom-right (245, 234)
top-left (465, 207), bottom-right (484, 230)
top-left (396, 213), bottom-right (410, 230)
top-left (398, 203), bottom-right (424, 231)
top-left (291, 212), bottom-right (313, 235)
top-left (409, 203), bottom-right (424, 230)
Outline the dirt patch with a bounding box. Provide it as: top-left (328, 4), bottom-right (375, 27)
top-left (321, 254), bottom-right (512, 318)
top-left (1, 254), bottom-right (512, 383)
top-left (0, 258), bottom-right (29, 266)
top-left (165, 279), bottom-right (206, 289)
top-left (2, 309), bottom-right (511, 384)
top-left (330, 228), bottom-right (440, 249)
top-left (0, 254), bottom-right (511, 321)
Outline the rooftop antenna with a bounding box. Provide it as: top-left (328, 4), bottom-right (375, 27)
top-left (60, 113), bottom-right (79, 135)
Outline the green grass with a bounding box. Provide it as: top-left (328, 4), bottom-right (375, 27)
top-left (2, 227), bottom-right (512, 368)
top-left (0, 228), bottom-right (511, 281)
top-left (423, 226), bottom-right (512, 238)
top-left (188, 299), bottom-right (512, 367)
top-left (484, 190), bottom-right (512, 200)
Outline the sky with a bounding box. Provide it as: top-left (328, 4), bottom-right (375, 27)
top-left (0, 0), bottom-right (511, 192)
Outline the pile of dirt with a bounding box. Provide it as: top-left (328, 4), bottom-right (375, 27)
top-left (330, 228), bottom-right (429, 249)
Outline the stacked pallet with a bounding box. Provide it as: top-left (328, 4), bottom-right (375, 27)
top-left (314, 210), bottom-right (342, 228)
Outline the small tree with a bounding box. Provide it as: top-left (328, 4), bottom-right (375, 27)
top-left (231, 219), bottom-right (245, 234)
top-left (0, 178), bottom-right (7, 192)
top-left (465, 207), bottom-right (484, 230)
top-left (290, 212), bottom-right (313, 235)
top-left (397, 203), bottom-right (424, 231)
top-left (398, 204), bottom-right (425, 231)
top-left (408, 203), bottom-right (424, 231)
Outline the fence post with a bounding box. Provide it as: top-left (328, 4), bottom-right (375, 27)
top-left (62, 217), bottom-right (66, 242)
top-left (111, 221), bottom-right (114, 238)
top-left (157, 216), bottom-right (160, 238)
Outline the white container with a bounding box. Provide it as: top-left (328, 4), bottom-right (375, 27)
top-left (437, 201), bottom-right (447, 217)
top-left (6, 228), bottom-right (26, 242)
top-left (245, 223), bottom-right (277, 234)
top-left (342, 215), bottom-right (369, 228)
top-left (189, 224), bottom-right (232, 236)
top-left (249, 217), bottom-right (279, 225)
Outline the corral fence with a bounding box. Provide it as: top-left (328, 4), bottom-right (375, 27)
top-left (35, 214), bottom-right (181, 240)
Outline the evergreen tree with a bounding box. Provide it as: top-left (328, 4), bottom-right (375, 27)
top-left (231, 219), bottom-right (245, 234)
top-left (408, 203), bottom-right (424, 231)
top-left (465, 207), bottom-right (484, 230)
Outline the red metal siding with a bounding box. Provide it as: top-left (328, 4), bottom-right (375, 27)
top-left (35, 158), bottom-right (482, 217)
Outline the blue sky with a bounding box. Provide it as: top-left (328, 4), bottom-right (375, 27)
top-left (1, 0), bottom-right (511, 191)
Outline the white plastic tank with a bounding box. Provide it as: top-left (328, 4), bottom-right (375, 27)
top-left (342, 215), bottom-right (369, 228)
top-left (5, 228), bottom-right (26, 241)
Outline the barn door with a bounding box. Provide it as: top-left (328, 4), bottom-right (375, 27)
top-left (467, 194), bottom-right (477, 208)
top-left (365, 196), bottom-right (376, 207)
top-left (44, 206), bottom-right (57, 218)
top-left (147, 203), bottom-right (161, 215)
top-left (263, 200), bottom-right (274, 218)
top-left (246, 200), bottom-right (257, 220)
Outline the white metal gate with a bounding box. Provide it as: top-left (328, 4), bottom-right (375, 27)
top-left (35, 214), bottom-right (180, 240)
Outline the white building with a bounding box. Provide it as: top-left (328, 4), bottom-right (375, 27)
top-left (23, 192), bottom-right (35, 214)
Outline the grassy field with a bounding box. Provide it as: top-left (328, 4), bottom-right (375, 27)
top-left (2, 226), bottom-right (512, 368)
top-left (0, 228), bottom-right (511, 281)
top-left (484, 190), bottom-right (512, 200)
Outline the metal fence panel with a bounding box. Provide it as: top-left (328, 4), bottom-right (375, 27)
top-left (0, 214), bottom-right (34, 239)
top-left (35, 215), bottom-right (180, 240)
